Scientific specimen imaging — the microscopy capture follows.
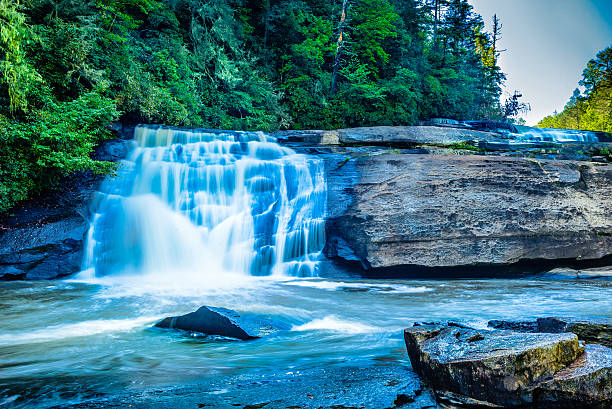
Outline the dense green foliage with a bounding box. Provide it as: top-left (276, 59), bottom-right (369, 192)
top-left (1, 0), bottom-right (504, 212)
top-left (538, 47), bottom-right (611, 132)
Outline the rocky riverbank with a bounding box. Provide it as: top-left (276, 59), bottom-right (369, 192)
top-left (404, 321), bottom-right (612, 408)
top-left (0, 125), bottom-right (134, 280)
top-left (1, 124), bottom-right (611, 280)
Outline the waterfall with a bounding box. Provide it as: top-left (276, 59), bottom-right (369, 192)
top-left (82, 125), bottom-right (326, 279)
top-left (514, 126), bottom-right (599, 143)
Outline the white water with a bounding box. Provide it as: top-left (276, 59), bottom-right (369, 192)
top-left (514, 126), bottom-right (599, 143)
top-left (81, 126), bottom-right (326, 284)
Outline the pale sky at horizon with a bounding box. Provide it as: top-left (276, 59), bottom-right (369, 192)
top-left (469, 0), bottom-right (612, 125)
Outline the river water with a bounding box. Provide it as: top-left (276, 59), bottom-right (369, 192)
top-left (1, 276), bottom-right (610, 407)
top-left (1, 126), bottom-right (611, 408)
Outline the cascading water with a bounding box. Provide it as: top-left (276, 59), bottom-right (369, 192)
top-left (82, 125), bottom-right (326, 280)
top-left (513, 126), bottom-right (599, 143)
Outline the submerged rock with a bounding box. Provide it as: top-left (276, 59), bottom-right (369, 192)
top-left (404, 323), bottom-right (612, 408)
top-left (155, 306), bottom-right (286, 340)
top-left (489, 317), bottom-right (612, 348)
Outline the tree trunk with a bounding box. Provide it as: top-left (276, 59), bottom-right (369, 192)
top-left (263, 0), bottom-right (271, 50)
top-left (433, 0), bottom-right (438, 49)
top-left (330, 0), bottom-right (348, 96)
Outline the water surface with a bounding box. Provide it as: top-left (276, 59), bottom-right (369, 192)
top-left (1, 276), bottom-right (610, 408)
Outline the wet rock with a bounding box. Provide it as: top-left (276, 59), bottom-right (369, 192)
top-left (155, 306), bottom-right (286, 340)
top-left (488, 317), bottom-right (612, 348)
top-left (404, 324), bottom-right (590, 407)
top-left (325, 154), bottom-right (612, 273)
top-left (534, 344), bottom-right (612, 408)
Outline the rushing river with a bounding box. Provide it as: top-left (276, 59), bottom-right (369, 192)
top-left (1, 277), bottom-right (611, 407)
top-left (1, 126), bottom-right (611, 408)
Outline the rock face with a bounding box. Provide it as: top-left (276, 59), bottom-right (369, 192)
top-left (489, 317), bottom-right (612, 348)
top-left (155, 306), bottom-right (286, 340)
top-left (324, 153), bottom-right (612, 273)
top-left (0, 136), bottom-right (132, 280)
top-left (275, 125), bottom-right (509, 146)
top-left (404, 323), bottom-right (612, 408)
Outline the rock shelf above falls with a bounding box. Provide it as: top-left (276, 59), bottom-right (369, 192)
top-left (0, 124), bottom-right (611, 280)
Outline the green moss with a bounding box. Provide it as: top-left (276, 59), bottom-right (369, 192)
top-left (447, 142), bottom-right (484, 152)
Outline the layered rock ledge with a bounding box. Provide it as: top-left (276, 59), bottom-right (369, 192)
top-left (324, 153), bottom-right (612, 274)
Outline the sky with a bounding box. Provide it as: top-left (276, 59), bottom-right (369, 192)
top-left (469, 0), bottom-right (612, 125)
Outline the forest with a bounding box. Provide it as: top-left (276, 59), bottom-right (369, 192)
top-left (0, 0), bottom-right (506, 213)
top-left (537, 46), bottom-right (612, 133)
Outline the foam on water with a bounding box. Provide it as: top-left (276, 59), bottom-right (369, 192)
top-left (0, 317), bottom-right (159, 345)
top-left (82, 126), bottom-right (326, 289)
top-left (291, 316), bottom-right (377, 334)
top-left (282, 280), bottom-right (433, 294)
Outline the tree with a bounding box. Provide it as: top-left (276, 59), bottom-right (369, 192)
top-left (504, 90), bottom-right (530, 119)
top-left (330, 0), bottom-right (349, 95)
top-left (538, 47), bottom-right (611, 132)
top-left (0, 0), bottom-right (42, 113)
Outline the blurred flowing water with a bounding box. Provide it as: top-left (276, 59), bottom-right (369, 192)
top-left (0, 126), bottom-right (610, 408)
top-left (514, 126), bottom-right (600, 143)
top-left (83, 126), bottom-right (326, 280)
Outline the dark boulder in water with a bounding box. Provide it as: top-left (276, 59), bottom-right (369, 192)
top-left (154, 306), bottom-right (286, 340)
top-left (404, 323), bottom-right (612, 408)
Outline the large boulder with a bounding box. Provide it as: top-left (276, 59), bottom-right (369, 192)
top-left (154, 306), bottom-right (286, 340)
top-left (404, 323), bottom-right (612, 408)
top-left (489, 317), bottom-right (612, 348)
top-left (324, 154), bottom-right (612, 273)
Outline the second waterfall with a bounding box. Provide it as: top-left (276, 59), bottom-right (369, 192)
top-left (83, 126), bottom-right (326, 279)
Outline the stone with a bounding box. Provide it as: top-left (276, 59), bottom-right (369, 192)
top-left (336, 126), bottom-right (508, 146)
top-left (488, 317), bottom-right (612, 348)
top-left (536, 267), bottom-right (612, 280)
top-left (404, 324), bottom-right (584, 407)
top-left (534, 344), bottom-right (612, 408)
top-left (0, 216), bottom-right (89, 280)
top-left (324, 154), bottom-right (612, 273)
top-left (154, 306), bottom-right (287, 340)
top-left (404, 323), bottom-right (612, 408)
top-left (274, 125), bottom-right (510, 147)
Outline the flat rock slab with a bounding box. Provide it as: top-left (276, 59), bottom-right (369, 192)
top-left (155, 306), bottom-right (287, 340)
top-left (404, 324), bottom-right (589, 407)
top-left (489, 317), bottom-right (612, 348)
